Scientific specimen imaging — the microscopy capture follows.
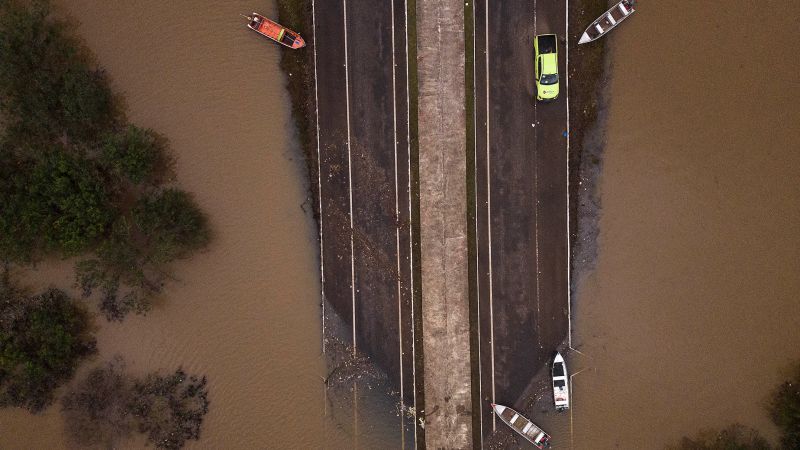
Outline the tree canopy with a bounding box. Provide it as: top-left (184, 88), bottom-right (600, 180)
top-left (63, 360), bottom-right (210, 449)
top-left (0, 274), bottom-right (96, 413)
top-left (101, 125), bottom-right (169, 184)
top-left (0, 0), bottom-right (210, 320)
top-left (0, 0), bottom-right (118, 142)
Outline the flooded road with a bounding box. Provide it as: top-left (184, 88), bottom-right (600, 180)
top-left (571, 0), bottom-right (800, 448)
top-left (0, 1), bottom-right (399, 448)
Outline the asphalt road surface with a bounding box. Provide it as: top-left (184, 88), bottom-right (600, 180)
top-left (312, 0), bottom-right (417, 444)
top-left (474, 0), bottom-right (570, 442)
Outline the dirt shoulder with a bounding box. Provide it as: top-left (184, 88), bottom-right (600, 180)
top-left (568, 0), bottom-right (611, 289)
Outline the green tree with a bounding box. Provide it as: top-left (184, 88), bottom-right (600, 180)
top-left (0, 0), bottom-right (118, 142)
top-left (770, 365), bottom-right (800, 450)
top-left (134, 189), bottom-right (211, 263)
top-left (63, 361), bottom-right (210, 449)
top-left (1, 147), bottom-right (115, 260)
top-left (75, 217), bottom-right (153, 321)
top-left (129, 368), bottom-right (210, 449)
top-left (101, 125), bottom-right (168, 184)
top-left (0, 274), bottom-right (96, 413)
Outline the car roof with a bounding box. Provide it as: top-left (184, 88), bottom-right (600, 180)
top-left (540, 54), bottom-right (558, 74)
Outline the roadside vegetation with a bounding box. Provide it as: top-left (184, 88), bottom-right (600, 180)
top-left (62, 358), bottom-right (210, 449)
top-left (0, 0), bottom-right (210, 320)
top-left (670, 364), bottom-right (800, 449)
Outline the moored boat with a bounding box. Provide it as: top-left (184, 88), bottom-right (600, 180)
top-left (491, 403), bottom-right (552, 449)
top-left (245, 13), bottom-right (305, 49)
top-left (552, 352), bottom-right (570, 411)
top-left (578, 0), bottom-right (636, 44)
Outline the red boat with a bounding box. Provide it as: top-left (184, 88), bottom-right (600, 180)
top-left (245, 13), bottom-right (305, 49)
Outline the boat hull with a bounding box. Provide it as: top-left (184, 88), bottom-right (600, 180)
top-left (491, 403), bottom-right (552, 449)
top-left (246, 13), bottom-right (306, 49)
top-left (552, 352), bottom-right (570, 411)
top-left (578, 0), bottom-right (636, 44)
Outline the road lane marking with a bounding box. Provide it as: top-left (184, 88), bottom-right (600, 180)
top-left (484, 0), bottom-right (497, 432)
top-left (565, 0), bottom-right (573, 351)
top-left (472, 0), bottom-right (485, 444)
top-left (390, 0), bottom-right (406, 446)
top-left (533, 0), bottom-right (542, 350)
top-left (403, 0), bottom-right (418, 445)
top-left (311, 0), bottom-right (326, 356)
top-left (311, 1), bottom-right (330, 444)
top-left (342, 0), bottom-right (357, 359)
top-left (342, 2), bottom-right (360, 446)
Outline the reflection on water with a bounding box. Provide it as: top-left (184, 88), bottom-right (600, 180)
top-left (0, 1), bottom-right (401, 448)
top-left (571, 0), bottom-right (800, 448)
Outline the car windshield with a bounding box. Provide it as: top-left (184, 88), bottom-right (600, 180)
top-left (540, 73), bottom-right (558, 85)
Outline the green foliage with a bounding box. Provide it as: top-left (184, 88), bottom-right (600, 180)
top-left (0, 0), bottom-right (118, 141)
top-left (75, 218), bottom-right (152, 321)
top-left (669, 424), bottom-right (771, 450)
top-left (29, 149), bottom-right (115, 253)
top-left (0, 147), bottom-right (115, 260)
top-left (74, 189), bottom-right (211, 321)
top-left (134, 189), bottom-right (211, 263)
top-left (0, 1), bottom-right (211, 322)
top-left (63, 360), bottom-right (210, 449)
top-left (101, 125), bottom-right (167, 184)
top-left (770, 365), bottom-right (800, 450)
top-left (0, 275), bottom-right (96, 413)
top-left (129, 368), bottom-right (210, 449)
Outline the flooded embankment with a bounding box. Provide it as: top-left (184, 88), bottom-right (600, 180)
top-left (0, 1), bottom-right (399, 448)
top-left (570, 0), bottom-right (800, 448)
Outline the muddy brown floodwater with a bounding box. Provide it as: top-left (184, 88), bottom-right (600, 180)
top-left (0, 1), bottom-right (399, 448)
top-left (569, 0), bottom-right (800, 448)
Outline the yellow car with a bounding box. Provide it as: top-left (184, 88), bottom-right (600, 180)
top-left (534, 34), bottom-right (559, 101)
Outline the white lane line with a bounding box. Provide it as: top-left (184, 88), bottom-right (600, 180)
top-left (485, 0), bottom-right (497, 432)
top-left (311, 0), bottom-right (325, 356)
top-left (343, 0), bottom-right (357, 359)
top-left (565, 0), bottom-right (573, 351)
top-left (533, 0), bottom-right (541, 350)
top-left (472, 0), bottom-right (484, 445)
top-left (403, 0), bottom-right (418, 445)
top-left (343, 2), bottom-right (359, 445)
top-left (390, 0), bottom-right (405, 446)
top-left (311, 3), bottom-right (328, 444)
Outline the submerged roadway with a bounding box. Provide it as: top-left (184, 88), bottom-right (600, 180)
top-left (310, 0), bottom-right (570, 446)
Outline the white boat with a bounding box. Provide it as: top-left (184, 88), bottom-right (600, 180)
top-left (551, 352), bottom-right (570, 411)
top-left (491, 403), bottom-right (552, 449)
top-left (578, 0), bottom-right (636, 44)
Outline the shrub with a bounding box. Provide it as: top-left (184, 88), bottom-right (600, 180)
top-left (0, 275), bottom-right (96, 413)
top-left (101, 125), bottom-right (168, 184)
top-left (0, 0), bottom-right (118, 142)
top-left (134, 189), bottom-right (211, 263)
top-left (1, 147), bottom-right (116, 260)
top-left (129, 368), bottom-right (210, 449)
top-left (63, 360), bottom-right (211, 449)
